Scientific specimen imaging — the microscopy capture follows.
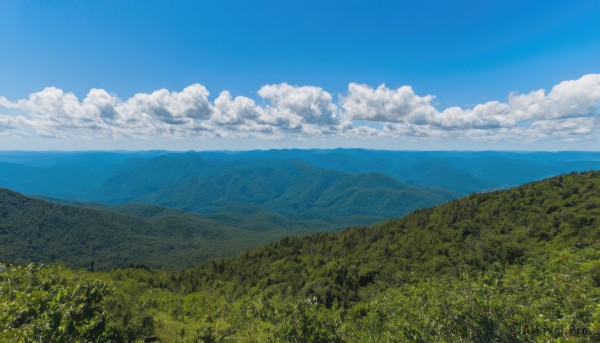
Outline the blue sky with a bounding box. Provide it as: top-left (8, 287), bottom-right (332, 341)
top-left (0, 0), bottom-right (599, 150)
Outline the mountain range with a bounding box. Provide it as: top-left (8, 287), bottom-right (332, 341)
top-left (1, 149), bottom-right (599, 232)
top-left (3, 171), bottom-right (599, 342)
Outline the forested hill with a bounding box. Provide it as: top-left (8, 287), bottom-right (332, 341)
top-left (3, 172), bottom-right (600, 342)
top-left (0, 188), bottom-right (309, 269)
top-left (87, 157), bottom-right (452, 226)
top-left (2, 150), bottom-right (599, 230)
top-left (177, 171), bottom-right (600, 305)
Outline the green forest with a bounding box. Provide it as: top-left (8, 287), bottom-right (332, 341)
top-left (0, 188), bottom-right (312, 269)
top-left (2, 171), bottom-right (600, 342)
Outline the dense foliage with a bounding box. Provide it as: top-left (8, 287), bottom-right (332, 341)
top-left (0, 263), bottom-right (157, 342)
top-left (161, 171), bottom-right (600, 307)
top-left (2, 246), bottom-right (599, 342)
top-left (0, 188), bottom-right (303, 269)
top-left (1, 171), bottom-right (599, 341)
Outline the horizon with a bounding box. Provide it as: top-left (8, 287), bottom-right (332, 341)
top-left (1, 148), bottom-right (600, 153)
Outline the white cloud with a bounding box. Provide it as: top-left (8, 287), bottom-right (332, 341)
top-left (84, 88), bottom-right (121, 121)
top-left (213, 91), bottom-right (259, 125)
top-left (341, 83), bottom-right (437, 124)
top-left (0, 115), bottom-right (32, 137)
top-left (0, 74), bottom-right (599, 144)
top-left (341, 74), bottom-right (600, 140)
top-left (120, 84), bottom-right (213, 125)
top-left (435, 101), bottom-right (514, 129)
top-left (258, 83), bottom-right (339, 126)
top-left (509, 74), bottom-right (600, 121)
top-left (529, 117), bottom-right (597, 139)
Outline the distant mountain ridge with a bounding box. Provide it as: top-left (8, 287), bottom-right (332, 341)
top-left (1, 150), bottom-right (599, 229)
top-left (89, 157), bottom-right (450, 226)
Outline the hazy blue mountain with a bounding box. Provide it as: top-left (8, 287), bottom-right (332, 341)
top-left (1, 150), bottom-right (599, 229)
top-left (89, 157), bottom-right (450, 226)
top-left (0, 151), bottom-right (158, 198)
top-left (207, 149), bottom-right (600, 192)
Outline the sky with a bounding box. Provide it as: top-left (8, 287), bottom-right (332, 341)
top-left (0, 0), bottom-right (599, 150)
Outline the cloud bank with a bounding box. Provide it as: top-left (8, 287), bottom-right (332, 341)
top-left (1, 74), bottom-right (599, 143)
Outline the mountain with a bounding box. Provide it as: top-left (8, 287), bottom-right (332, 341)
top-left (129, 171), bottom-right (599, 341)
top-left (90, 157), bottom-right (451, 226)
top-left (0, 188), bottom-right (310, 269)
top-left (3, 171), bottom-right (599, 342)
top-left (0, 151), bottom-right (157, 198)
top-left (176, 171), bottom-right (600, 303)
top-left (2, 149), bottom-right (599, 200)
top-left (399, 160), bottom-right (497, 193)
top-left (212, 149), bottom-right (600, 192)
top-left (1, 149), bottom-right (599, 231)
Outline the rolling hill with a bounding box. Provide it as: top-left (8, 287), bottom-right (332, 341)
top-left (198, 149), bottom-right (600, 193)
top-left (173, 170), bottom-right (600, 303)
top-left (89, 157), bottom-right (451, 226)
top-left (0, 188), bottom-right (312, 269)
top-left (2, 150), bottom-right (599, 227)
top-left (3, 171), bottom-right (599, 342)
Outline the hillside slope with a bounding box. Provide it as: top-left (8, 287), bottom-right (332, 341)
top-left (0, 188), bottom-right (307, 269)
top-left (175, 171), bottom-right (600, 305)
top-left (2, 172), bottom-right (600, 342)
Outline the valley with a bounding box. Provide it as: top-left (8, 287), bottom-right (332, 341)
top-left (2, 150), bottom-right (599, 269)
top-left (1, 158), bottom-right (599, 341)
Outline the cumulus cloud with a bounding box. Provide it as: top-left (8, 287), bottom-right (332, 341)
top-left (341, 83), bottom-right (437, 124)
top-left (508, 74), bottom-right (600, 121)
top-left (1, 74), bottom-right (599, 143)
top-left (120, 84), bottom-right (213, 125)
top-left (435, 101), bottom-right (514, 129)
top-left (258, 83), bottom-right (338, 126)
top-left (341, 74), bottom-right (600, 138)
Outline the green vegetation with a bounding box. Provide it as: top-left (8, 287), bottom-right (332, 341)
top-left (0, 264), bottom-right (155, 342)
top-left (91, 157), bottom-right (451, 227)
top-left (3, 246), bottom-right (599, 341)
top-left (0, 188), bottom-right (308, 269)
top-left (5, 150), bottom-right (599, 232)
top-left (1, 171), bottom-right (600, 341)
top-left (174, 171), bottom-right (600, 307)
